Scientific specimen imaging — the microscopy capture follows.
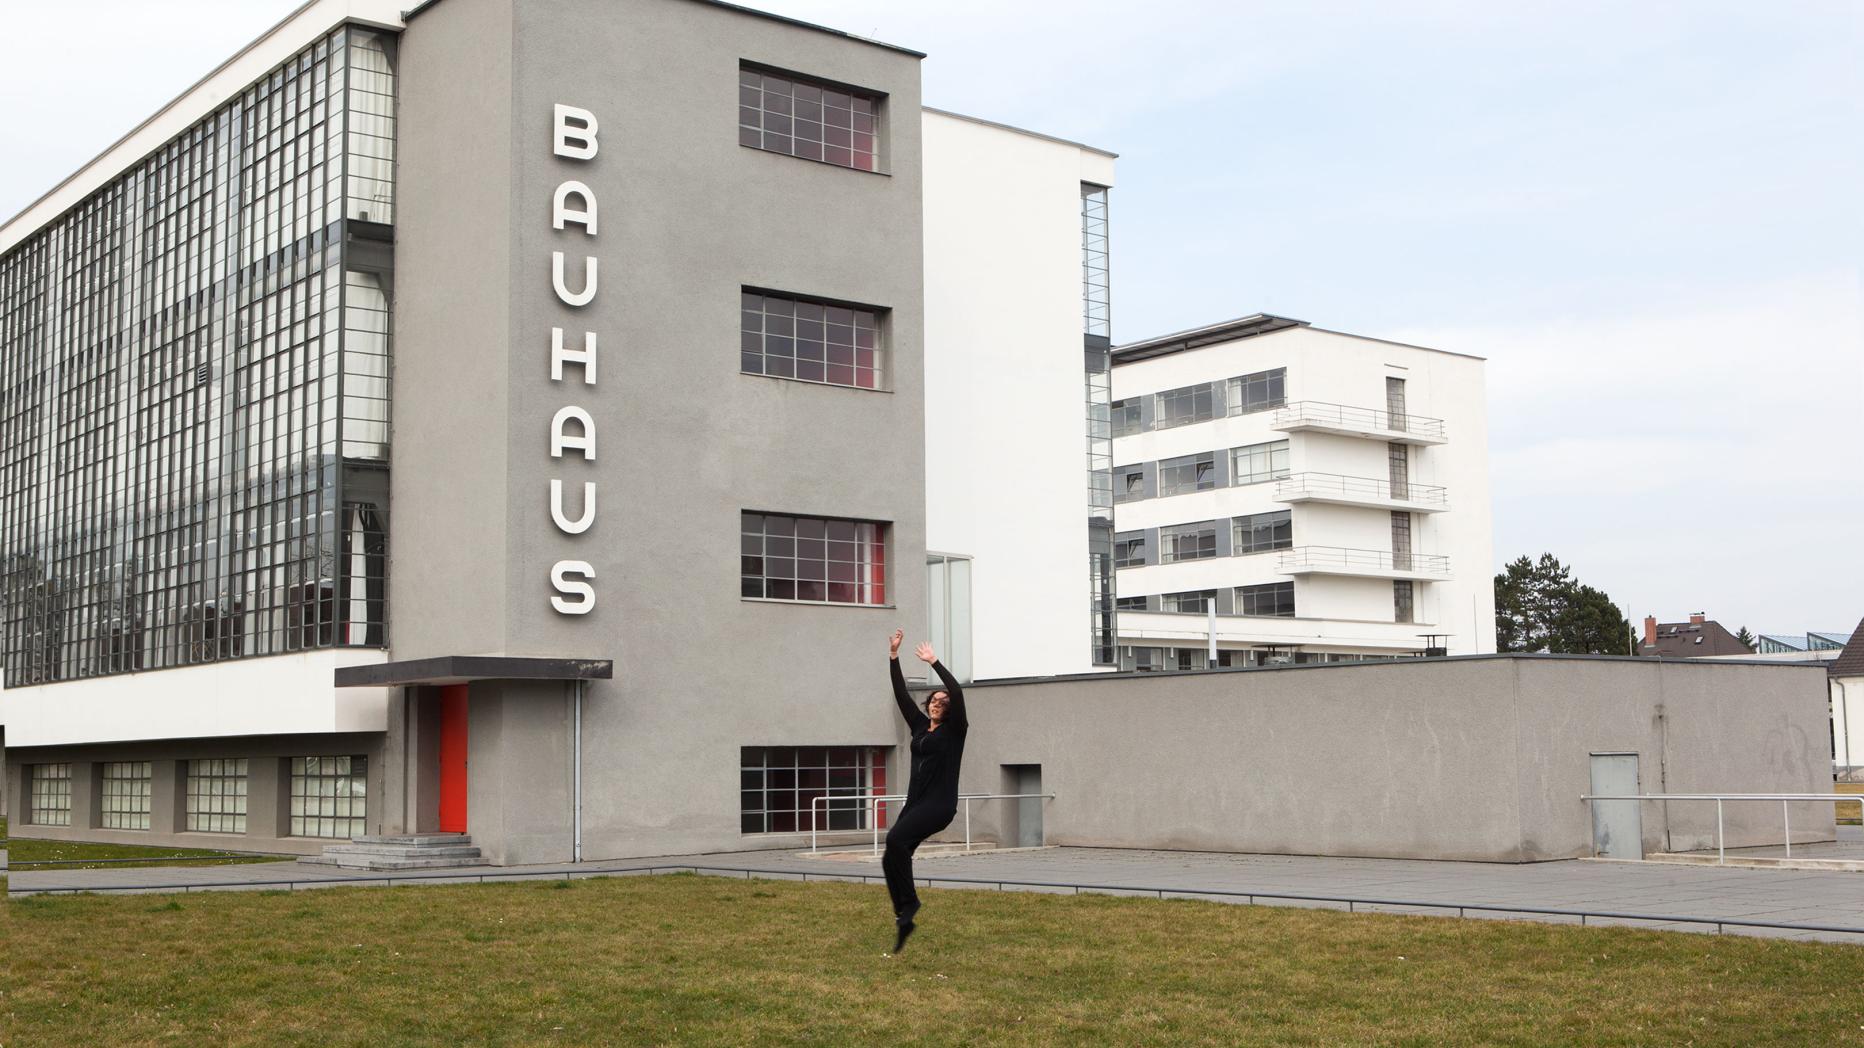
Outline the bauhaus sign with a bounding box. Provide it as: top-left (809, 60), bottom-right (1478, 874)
top-left (547, 103), bottom-right (600, 615)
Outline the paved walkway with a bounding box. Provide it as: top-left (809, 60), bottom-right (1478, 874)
top-left (12, 837), bottom-right (1863, 944)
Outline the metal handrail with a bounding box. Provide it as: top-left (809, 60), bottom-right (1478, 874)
top-left (1580, 793), bottom-right (1860, 863)
top-left (808, 792), bottom-right (1055, 855)
top-left (1272, 400), bottom-right (1446, 440)
top-left (14, 862), bottom-right (1864, 939)
top-left (1278, 545), bottom-right (1451, 575)
top-left (1275, 472), bottom-right (1447, 506)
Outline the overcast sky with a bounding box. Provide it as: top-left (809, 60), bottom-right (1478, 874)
top-left (3, 1), bottom-right (1860, 633)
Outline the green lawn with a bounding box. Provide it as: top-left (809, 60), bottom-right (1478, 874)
top-left (1, 816), bottom-right (289, 871)
top-left (4, 874), bottom-right (1860, 1046)
top-left (1838, 783), bottom-right (1862, 826)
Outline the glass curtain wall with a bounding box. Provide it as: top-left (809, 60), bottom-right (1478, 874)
top-left (1082, 183), bottom-right (1115, 665)
top-left (0, 27), bottom-right (396, 686)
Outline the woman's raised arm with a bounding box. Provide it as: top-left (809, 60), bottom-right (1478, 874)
top-left (889, 629), bottom-right (928, 731)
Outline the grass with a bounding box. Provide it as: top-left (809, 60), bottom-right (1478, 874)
top-left (1, 816), bottom-right (289, 871)
top-left (4, 874), bottom-right (1862, 1046)
top-left (1838, 783), bottom-right (1862, 826)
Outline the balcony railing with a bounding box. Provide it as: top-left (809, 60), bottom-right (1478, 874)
top-left (1275, 472), bottom-right (1448, 507)
top-left (1271, 401), bottom-right (1447, 442)
top-left (1278, 546), bottom-right (1451, 577)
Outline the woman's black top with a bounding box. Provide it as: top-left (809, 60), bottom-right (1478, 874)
top-left (890, 657), bottom-right (968, 815)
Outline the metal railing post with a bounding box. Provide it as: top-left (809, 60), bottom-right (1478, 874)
top-left (1784, 800), bottom-right (1791, 858)
top-left (1716, 799), bottom-right (1724, 865)
top-left (964, 797), bottom-right (972, 853)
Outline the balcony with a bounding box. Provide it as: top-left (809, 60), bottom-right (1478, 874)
top-left (1277, 546), bottom-right (1452, 581)
top-left (1275, 472), bottom-right (1449, 513)
top-left (1271, 401), bottom-right (1447, 445)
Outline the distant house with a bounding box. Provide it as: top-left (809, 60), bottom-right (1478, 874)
top-left (1830, 619), bottom-right (1864, 780)
top-left (1756, 632), bottom-right (1851, 655)
top-left (1638, 613), bottom-right (1752, 658)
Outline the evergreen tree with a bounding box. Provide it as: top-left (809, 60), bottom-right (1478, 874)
top-left (1493, 554), bottom-right (1630, 655)
top-left (1735, 626), bottom-right (1756, 651)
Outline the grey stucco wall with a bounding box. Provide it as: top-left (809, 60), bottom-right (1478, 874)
top-left (395, 0), bottom-right (927, 860)
top-left (954, 655), bottom-right (1833, 863)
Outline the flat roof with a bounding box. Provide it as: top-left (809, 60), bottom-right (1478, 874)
top-left (1112, 314), bottom-right (1487, 365)
top-left (922, 107), bottom-right (1118, 159)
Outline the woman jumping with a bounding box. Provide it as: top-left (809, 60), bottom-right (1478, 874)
top-left (884, 627), bottom-right (968, 953)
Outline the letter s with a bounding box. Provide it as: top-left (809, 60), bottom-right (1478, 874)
top-left (551, 560), bottom-right (596, 615)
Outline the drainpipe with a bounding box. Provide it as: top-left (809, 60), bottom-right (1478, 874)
top-left (573, 679), bottom-right (584, 863)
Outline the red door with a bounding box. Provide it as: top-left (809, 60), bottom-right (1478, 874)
top-left (439, 685), bottom-right (469, 832)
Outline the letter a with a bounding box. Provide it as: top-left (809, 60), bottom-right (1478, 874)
top-left (554, 104), bottom-right (598, 160)
top-left (553, 181), bottom-right (598, 235)
top-left (551, 405), bottom-right (597, 461)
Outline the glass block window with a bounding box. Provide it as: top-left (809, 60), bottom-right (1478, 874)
top-left (100, 761), bottom-right (153, 830)
top-left (1233, 440), bottom-right (1291, 485)
top-left (1160, 589), bottom-right (1217, 613)
top-left (741, 513), bottom-right (886, 605)
top-left (1237, 582), bottom-right (1296, 618)
top-left (290, 756), bottom-right (367, 839)
top-left (740, 746), bottom-right (888, 834)
top-left (0, 27), bottom-right (395, 687)
top-left (1113, 531), bottom-right (1146, 569)
top-left (739, 68), bottom-right (878, 172)
top-left (741, 291), bottom-right (883, 389)
top-left (1155, 383), bottom-right (1216, 429)
top-left (1227, 368), bottom-right (1287, 415)
top-left (1158, 521), bottom-right (1219, 564)
top-left (1157, 452), bottom-right (1217, 497)
top-left (1111, 398), bottom-right (1141, 438)
top-left (187, 758), bottom-right (249, 834)
top-left (1233, 510), bottom-right (1293, 555)
top-left (1114, 464), bottom-right (1145, 504)
top-left (28, 763), bottom-right (72, 826)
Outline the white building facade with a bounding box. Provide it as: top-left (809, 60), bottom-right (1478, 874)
top-left (1110, 317), bottom-right (1497, 667)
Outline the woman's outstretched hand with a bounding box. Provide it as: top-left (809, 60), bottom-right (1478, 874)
top-left (915, 641), bottom-right (937, 665)
top-left (889, 629), bottom-right (904, 659)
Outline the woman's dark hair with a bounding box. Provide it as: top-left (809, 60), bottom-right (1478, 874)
top-left (921, 689), bottom-right (949, 714)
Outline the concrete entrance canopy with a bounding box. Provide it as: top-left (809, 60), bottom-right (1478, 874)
top-left (334, 656), bottom-right (613, 688)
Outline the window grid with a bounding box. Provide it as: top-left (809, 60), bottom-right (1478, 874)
top-left (1237, 582), bottom-right (1297, 618)
top-left (1114, 464), bottom-right (1144, 504)
top-left (29, 763), bottom-right (72, 826)
top-left (100, 761), bottom-right (154, 830)
top-left (1112, 532), bottom-right (1145, 569)
top-left (1233, 440), bottom-right (1291, 485)
top-left (1233, 510), bottom-right (1293, 555)
top-left (1115, 595), bottom-right (1147, 611)
top-left (1110, 398), bottom-right (1140, 438)
top-left (1158, 521), bottom-right (1219, 564)
top-left (740, 745), bottom-right (888, 834)
top-left (740, 291), bottom-right (883, 390)
top-left (1157, 452), bottom-right (1216, 497)
top-left (1394, 580), bottom-right (1415, 624)
top-left (1155, 384), bottom-right (1215, 430)
top-left (289, 755), bottom-right (366, 838)
top-left (738, 69), bottom-right (878, 172)
top-left (0, 28), bottom-right (394, 687)
top-left (1159, 589), bottom-right (1217, 614)
top-left (741, 512), bottom-right (886, 605)
top-left (1227, 368), bottom-right (1287, 416)
top-left (187, 757), bottom-right (249, 833)
top-left (1118, 645), bottom-right (1163, 672)
top-left (1081, 185), bottom-right (1110, 338)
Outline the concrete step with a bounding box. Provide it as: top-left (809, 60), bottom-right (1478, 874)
top-left (350, 834), bottom-right (474, 847)
top-left (318, 843), bottom-right (485, 860)
top-left (309, 855), bottom-right (493, 871)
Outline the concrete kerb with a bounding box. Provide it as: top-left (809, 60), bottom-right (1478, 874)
top-left (14, 860), bottom-right (1864, 944)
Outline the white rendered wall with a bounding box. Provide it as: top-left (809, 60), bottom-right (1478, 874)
top-left (922, 110), bottom-right (1115, 679)
top-left (1112, 326), bottom-right (1497, 655)
top-left (0, 649), bottom-right (391, 747)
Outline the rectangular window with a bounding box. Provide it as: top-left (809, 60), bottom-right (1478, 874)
top-left (1388, 442), bottom-right (1410, 500)
top-left (1155, 384), bottom-right (1215, 429)
top-left (1119, 645), bottom-right (1164, 672)
top-left (739, 68), bottom-right (879, 172)
top-left (1233, 510), bottom-right (1293, 555)
top-left (100, 761), bottom-right (153, 830)
top-left (1158, 521), bottom-right (1219, 563)
top-left (1215, 650), bottom-right (1247, 668)
top-left (926, 554), bottom-right (973, 683)
top-left (1159, 589), bottom-right (1217, 613)
top-left (1112, 531), bottom-right (1146, 569)
top-left (1157, 452), bottom-right (1217, 497)
top-left (742, 513), bottom-right (887, 605)
top-left (1391, 511), bottom-right (1413, 571)
top-left (1174, 648), bottom-right (1208, 671)
top-left (1110, 398), bottom-right (1141, 438)
top-left (1394, 580), bottom-right (1416, 624)
top-left (1232, 439), bottom-right (1291, 485)
top-left (28, 763), bottom-right (72, 826)
top-left (1113, 464), bottom-right (1146, 503)
top-left (1226, 368), bottom-right (1287, 415)
top-left (741, 291), bottom-right (883, 390)
top-left (289, 756), bottom-right (367, 839)
top-left (187, 758), bottom-right (249, 834)
top-left (1237, 582), bottom-right (1296, 618)
top-left (740, 746), bottom-right (887, 834)
top-left (1116, 595), bottom-right (1148, 611)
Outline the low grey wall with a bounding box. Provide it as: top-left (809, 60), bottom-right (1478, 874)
top-left (953, 654), bottom-right (1833, 863)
